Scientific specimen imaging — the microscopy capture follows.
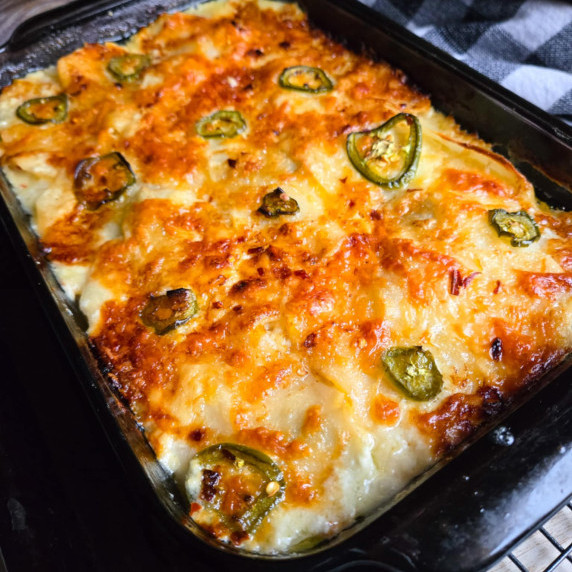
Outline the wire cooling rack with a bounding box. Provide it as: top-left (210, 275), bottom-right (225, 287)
top-left (491, 499), bottom-right (572, 572)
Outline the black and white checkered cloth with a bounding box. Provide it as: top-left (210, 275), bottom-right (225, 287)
top-left (360, 0), bottom-right (572, 122)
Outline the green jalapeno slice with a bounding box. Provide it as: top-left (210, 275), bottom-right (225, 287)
top-left (74, 152), bottom-right (135, 210)
top-left (382, 346), bottom-right (442, 401)
top-left (258, 187), bottom-right (299, 217)
top-left (107, 54), bottom-right (150, 82)
top-left (196, 110), bottom-right (246, 138)
top-left (488, 209), bottom-right (540, 247)
top-left (141, 288), bottom-right (198, 335)
top-left (278, 66), bottom-right (333, 93)
top-left (186, 443), bottom-right (285, 536)
top-left (347, 113), bottom-right (422, 189)
top-left (16, 94), bottom-right (68, 125)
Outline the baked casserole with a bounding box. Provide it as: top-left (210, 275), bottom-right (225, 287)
top-left (0, 0), bottom-right (571, 554)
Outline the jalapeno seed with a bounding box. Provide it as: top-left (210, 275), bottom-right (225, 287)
top-left (382, 346), bottom-right (443, 400)
top-left (488, 209), bottom-right (540, 247)
top-left (278, 66), bottom-right (333, 93)
top-left (196, 110), bottom-right (246, 138)
top-left (347, 113), bottom-right (422, 189)
top-left (187, 443), bottom-right (285, 535)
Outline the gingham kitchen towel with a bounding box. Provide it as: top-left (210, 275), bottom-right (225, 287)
top-left (359, 0), bottom-right (572, 122)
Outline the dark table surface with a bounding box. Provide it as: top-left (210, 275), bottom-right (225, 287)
top-left (0, 0), bottom-right (69, 46)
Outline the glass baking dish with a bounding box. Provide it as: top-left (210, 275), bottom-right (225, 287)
top-left (0, 0), bottom-right (571, 570)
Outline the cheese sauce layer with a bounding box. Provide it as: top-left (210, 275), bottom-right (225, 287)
top-left (1, 0), bottom-right (571, 555)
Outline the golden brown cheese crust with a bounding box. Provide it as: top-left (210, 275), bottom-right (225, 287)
top-left (1, 0), bottom-right (571, 552)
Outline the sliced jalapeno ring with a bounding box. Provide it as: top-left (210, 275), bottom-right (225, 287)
top-left (382, 346), bottom-right (442, 401)
top-left (187, 443), bottom-right (285, 535)
top-left (107, 54), bottom-right (150, 82)
top-left (141, 288), bottom-right (198, 335)
top-left (73, 152), bottom-right (135, 210)
top-left (196, 110), bottom-right (246, 138)
top-left (16, 94), bottom-right (68, 125)
top-left (258, 187), bottom-right (299, 217)
top-left (489, 209), bottom-right (540, 247)
top-left (347, 113), bottom-right (422, 189)
top-left (278, 65), bottom-right (333, 93)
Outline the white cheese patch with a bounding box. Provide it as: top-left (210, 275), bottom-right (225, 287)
top-left (79, 278), bottom-right (116, 334)
top-left (51, 262), bottom-right (90, 300)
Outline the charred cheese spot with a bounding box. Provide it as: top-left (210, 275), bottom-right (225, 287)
top-left (41, 206), bottom-right (114, 264)
top-left (414, 387), bottom-right (504, 455)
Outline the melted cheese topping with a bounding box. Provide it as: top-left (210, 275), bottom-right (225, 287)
top-left (1, 0), bottom-right (571, 554)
